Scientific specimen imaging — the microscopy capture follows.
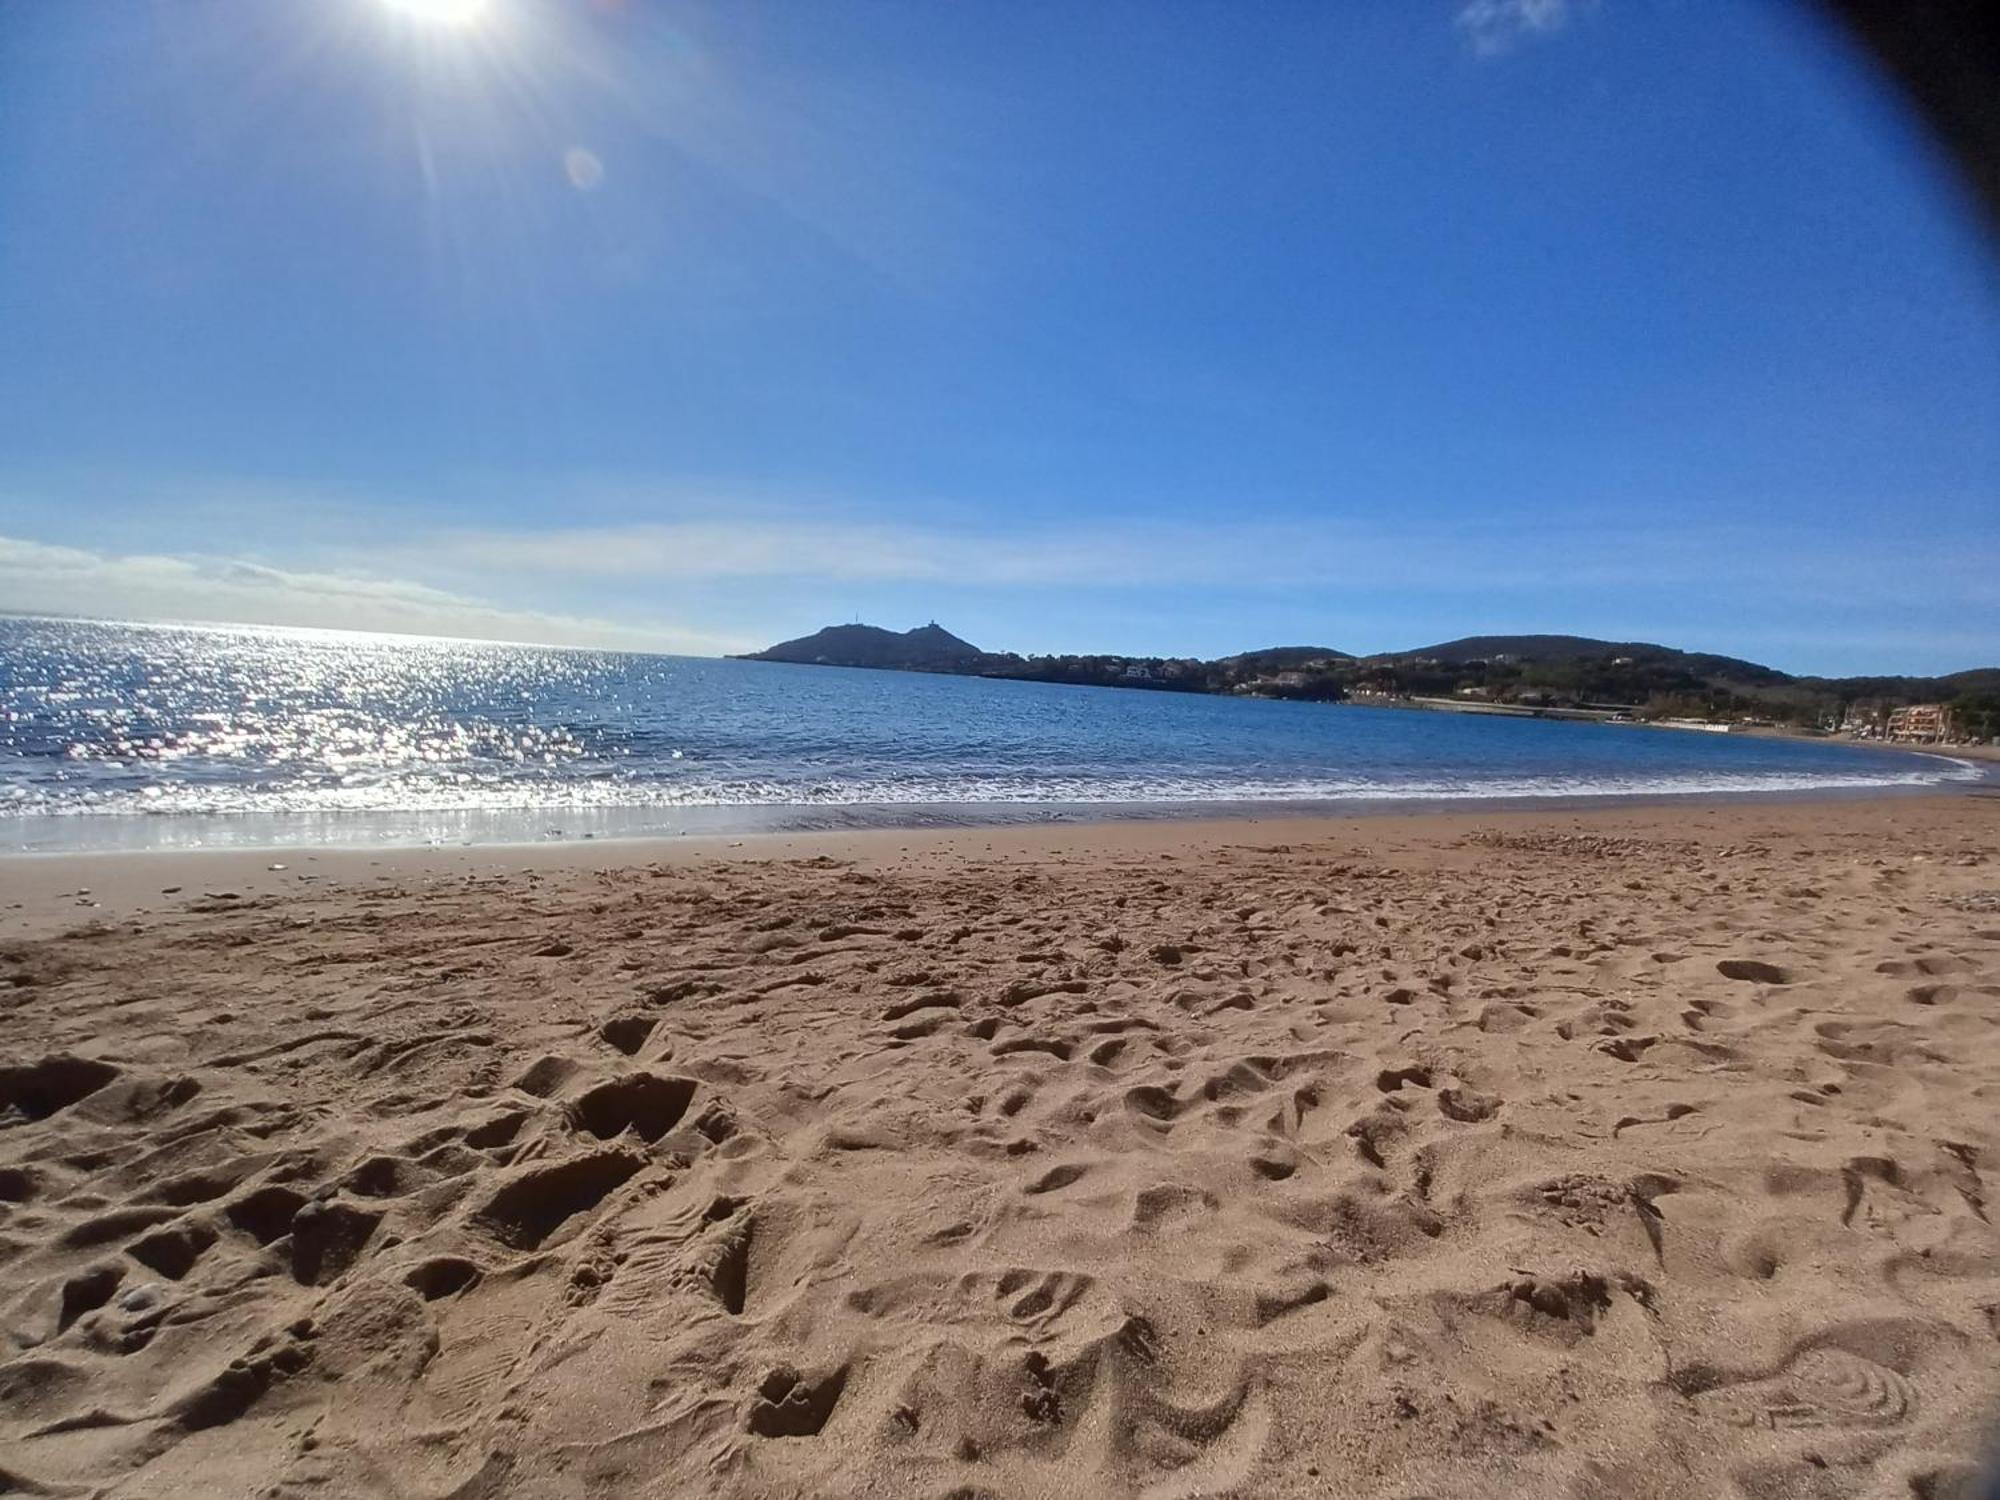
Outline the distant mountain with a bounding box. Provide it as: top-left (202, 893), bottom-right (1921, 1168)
top-left (1944, 668), bottom-right (2000, 694)
top-left (1216, 645), bottom-right (1353, 671)
top-left (737, 622), bottom-right (986, 673)
top-left (735, 622), bottom-right (1354, 699)
top-left (734, 620), bottom-right (1998, 736)
top-left (1385, 634), bottom-right (1632, 663)
top-left (1379, 635), bottom-right (1786, 685)
top-left (739, 625), bottom-right (1350, 683)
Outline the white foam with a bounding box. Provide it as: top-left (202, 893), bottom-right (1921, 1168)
top-left (0, 757), bottom-right (1978, 820)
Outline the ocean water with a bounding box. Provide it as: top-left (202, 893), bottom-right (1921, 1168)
top-left (0, 616), bottom-right (1979, 852)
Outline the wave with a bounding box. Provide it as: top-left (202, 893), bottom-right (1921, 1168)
top-left (0, 757), bottom-right (1979, 819)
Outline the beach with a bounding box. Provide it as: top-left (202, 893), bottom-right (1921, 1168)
top-left (3, 792), bottom-right (1998, 1497)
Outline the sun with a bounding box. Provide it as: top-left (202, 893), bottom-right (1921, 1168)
top-left (378, 0), bottom-right (491, 27)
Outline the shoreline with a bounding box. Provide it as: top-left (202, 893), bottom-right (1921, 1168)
top-left (1738, 722), bottom-right (2000, 763)
top-left (0, 749), bottom-right (1987, 860)
top-left (3, 781), bottom-right (1991, 938)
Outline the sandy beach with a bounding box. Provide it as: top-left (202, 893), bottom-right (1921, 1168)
top-left (3, 793), bottom-right (1998, 1497)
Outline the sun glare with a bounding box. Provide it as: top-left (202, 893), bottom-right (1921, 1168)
top-left (379, 0), bottom-right (490, 27)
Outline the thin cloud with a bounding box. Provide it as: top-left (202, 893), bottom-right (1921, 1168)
top-left (422, 514), bottom-right (1999, 609)
top-left (0, 535), bottom-right (747, 654)
top-left (1456, 0), bottom-right (1581, 57)
top-left (434, 516), bottom-right (1482, 590)
top-left (1, 507), bottom-right (1990, 671)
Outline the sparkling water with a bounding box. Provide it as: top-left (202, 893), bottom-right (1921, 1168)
top-left (0, 616), bottom-right (1977, 851)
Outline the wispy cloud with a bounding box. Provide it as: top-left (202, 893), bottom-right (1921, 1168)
top-left (1455, 0), bottom-right (1582, 57)
top-left (431, 515), bottom-right (1560, 590)
top-left (17, 470), bottom-right (1992, 622)
top-left (0, 536), bottom-right (748, 654)
top-left (1, 498), bottom-right (1992, 673)
top-left (432, 516), bottom-right (1426, 589)
top-left (419, 513), bottom-right (2000, 610)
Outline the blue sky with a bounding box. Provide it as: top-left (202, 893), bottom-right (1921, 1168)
top-left (0, 0), bottom-right (1994, 674)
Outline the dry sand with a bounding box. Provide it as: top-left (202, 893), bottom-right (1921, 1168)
top-left (2, 795), bottom-right (1998, 1498)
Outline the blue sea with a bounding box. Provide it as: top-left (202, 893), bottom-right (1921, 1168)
top-left (0, 616), bottom-right (1979, 852)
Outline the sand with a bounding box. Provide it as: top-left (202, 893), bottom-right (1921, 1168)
top-left (2, 794), bottom-right (1998, 1498)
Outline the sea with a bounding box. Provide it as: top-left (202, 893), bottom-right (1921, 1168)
top-left (0, 616), bottom-right (1981, 853)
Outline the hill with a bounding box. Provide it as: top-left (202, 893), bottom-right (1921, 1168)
top-left (736, 620), bottom-right (1998, 735)
top-left (1216, 645), bottom-right (1353, 671)
top-left (1380, 635), bottom-right (1786, 685)
top-left (1383, 633), bottom-right (1630, 664)
top-left (736, 623), bottom-right (1353, 700)
top-left (739, 622), bottom-right (985, 673)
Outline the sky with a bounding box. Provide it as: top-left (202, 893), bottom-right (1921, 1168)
top-left (0, 0), bottom-right (1995, 675)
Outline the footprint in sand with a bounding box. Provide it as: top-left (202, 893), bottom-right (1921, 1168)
top-left (1716, 959), bottom-right (1793, 984)
top-left (747, 1364), bottom-right (849, 1438)
top-left (1690, 1345), bottom-right (1916, 1430)
top-left (474, 1148), bottom-right (643, 1250)
top-left (1025, 1162), bottom-right (1091, 1195)
top-left (0, 1055), bottom-right (120, 1120)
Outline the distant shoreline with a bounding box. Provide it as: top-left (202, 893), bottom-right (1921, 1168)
top-left (738, 620), bottom-right (2000, 736)
top-left (1222, 686), bottom-right (2000, 760)
top-left (1733, 722), bottom-right (2000, 764)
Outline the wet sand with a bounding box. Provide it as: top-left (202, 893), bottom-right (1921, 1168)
top-left (2, 795), bottom-right (1998, 1497)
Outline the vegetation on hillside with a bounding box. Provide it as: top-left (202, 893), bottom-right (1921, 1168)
top-left (739, 624), bottom-right (1997, 735)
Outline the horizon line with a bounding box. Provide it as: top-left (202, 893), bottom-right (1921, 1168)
top-left (6, 610), bottom-right (1994, 684)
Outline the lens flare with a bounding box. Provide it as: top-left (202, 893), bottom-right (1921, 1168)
top-left (379, 0), bottom-right (490, 27)
top-left (564, 147), bottom-right (605, 191)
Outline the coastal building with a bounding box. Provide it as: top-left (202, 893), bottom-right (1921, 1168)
top-left (1886, 703), bottom-right (1955, 743)
top-left (1837, 707), bottom-right (1884, 738)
